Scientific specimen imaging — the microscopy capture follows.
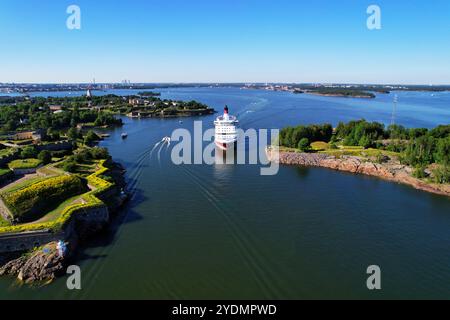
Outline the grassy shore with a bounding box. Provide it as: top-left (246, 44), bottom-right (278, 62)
top-left (282, 143), bottom-right (400, 159)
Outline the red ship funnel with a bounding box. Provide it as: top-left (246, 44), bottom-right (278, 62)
top-left (224, 106), bottom-right (229, 114)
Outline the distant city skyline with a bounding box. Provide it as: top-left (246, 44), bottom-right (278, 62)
top-left (1, 82), bottom-right (450, 86)
top-left (1, 0), bottom-right (449, 84)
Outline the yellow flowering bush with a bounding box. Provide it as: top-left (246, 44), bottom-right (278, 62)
top-left (1, 175), bottom-right (87, 222)
top-left (0, 160), bottom-right (116, 234)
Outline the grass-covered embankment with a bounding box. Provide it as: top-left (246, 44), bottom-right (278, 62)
top-left (0, 168), bottom-right (12, 178)
top-left (0, 160), bottom-right (115, 234)
top-left (8, 158), bottom-right (42, 170)
top-left (1, 175), bottom-right (87, 223)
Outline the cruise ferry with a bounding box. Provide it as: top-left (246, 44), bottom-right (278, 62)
top-left (214, 106), bottom-right (239, 151)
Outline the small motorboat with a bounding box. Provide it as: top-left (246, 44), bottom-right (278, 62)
top-left (121, 133), bottom-right (128, 139)
top-left (162, 136), bottom-right (171, 144)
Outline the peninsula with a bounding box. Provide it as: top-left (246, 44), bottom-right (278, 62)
top-left (268, 121), bottom-right (450, 196)
top-left (0, 92), bottom-right (215, 284)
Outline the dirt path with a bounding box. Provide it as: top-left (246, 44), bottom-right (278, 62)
top-left (0, 174), bottom-right (41, 222)
top-left (0, 163), bottom-right (69, 225)
top-left (0, 173), bottom-right (39, 193)
top-left (0, 198), bottom-right (12, 222)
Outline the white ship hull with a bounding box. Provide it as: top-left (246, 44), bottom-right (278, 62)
top-left (215, 140), bottom-right (236, 151)
top-left (214, 106), bottom-right (239, 152)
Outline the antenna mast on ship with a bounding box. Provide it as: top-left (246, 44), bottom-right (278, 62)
top-left (391, 94), bottom-right (398, 126)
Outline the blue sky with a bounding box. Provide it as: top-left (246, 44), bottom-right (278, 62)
top-left (0, 0), bottom-right (449, 84)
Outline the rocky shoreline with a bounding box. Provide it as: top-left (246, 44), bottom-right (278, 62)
top-left (267, 148), bottom-right (450, 197)
top-left (0, 242), bottom-right (66, 284)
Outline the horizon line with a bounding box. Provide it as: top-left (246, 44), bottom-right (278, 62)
top-left (1, 82), bottom-right (450, 87)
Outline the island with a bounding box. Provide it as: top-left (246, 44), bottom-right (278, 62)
top-left (125, 96), bottom-right (214, 118)
top-left (267, 121), bottom-right (449, 196)
top-left (0, 93), bottom-right (215, 284)
top-left (137, 91), bottom-right (161, 97)
top-left (242, 83), bottom-right (450, 98)
top-left (294, 88), bottom-right (376, 98)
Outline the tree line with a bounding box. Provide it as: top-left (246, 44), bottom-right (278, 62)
top-left (280, 120), bottom-right (449, 182)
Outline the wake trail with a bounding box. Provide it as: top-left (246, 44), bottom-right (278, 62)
top-left (80, 145), bottom-right (155, 282)
top-left (78, 141), bottom-right (166, 288)
top-left (149, 141), bottom-right (162, 159)
top-left (176, 165), bottom-right (282, 298)
top-left (157, 142), bottom-right (165, 165)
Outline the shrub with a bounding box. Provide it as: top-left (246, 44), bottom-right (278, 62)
top-left (298, 138), bottom-right (310, 152)
top-left (358, 135), bottom-right (372, 148)
top-left (63, 161), bottom-right (77, 173)
top-left (67, 127), bottom-right (79, 140)
top-left (1, 175), bottom-right (87, 222)
top-left (84, 130), bottom-right (100, 144)
top-left (310, 141), bottom-right (329, 151)
top-left (72, 147), bottom-right (110, 164)
top-left (432, 165), bottom-right (450, 184)
top-left (74, 150), bottom-right (91, 163)
top-left (434, 137), bottom-right (450, 165)
top-left (412, 166), bottom-right (427, 179)
top-left (20, 146), bottom-right (37, 159)
top-left (38, 150), bottom-right (52, 164)
top-left (343, 136), bottom-right (357, 146)
top-left (90, 147), bottom-right (110, 160)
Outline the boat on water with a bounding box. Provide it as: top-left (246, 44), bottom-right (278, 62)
top-left (214, 106), bottom-right (239, 151)
top-left (121, 133), bottom-right (128, 139)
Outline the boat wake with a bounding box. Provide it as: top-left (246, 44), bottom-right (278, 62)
top-left (173, 163), bottom-right (285, 299)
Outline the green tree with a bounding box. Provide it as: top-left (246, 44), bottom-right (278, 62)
top-left (38, 150), bottom-right (52, 165)
top-left (403, 135), bottom-right (436, 166)
top-left (432, 165), bottom-right (450, 184)
top-left (63, 161), bottom-right (77, 173)
top-left (20, 146), bottom-right (37, 159)
top-left (5, 120), bottom-right (17, 131)
top-left (434, 137), bottom-right (450, 165)
top-left (74, 149), bottom-right (91, 163)
top-left (358, 135), bottom-right (372, 148)
top-left (90, 147), bottom-right (110, 159)
top-left (67, 128), bottom-right (79, 141)
top-left (298, 138), bottom-right (310, 152)
top-left (429, 125), bottom-right (450, 139)
top-left (84, 130), bottom-right (100, 145)
top-left (412, 166), bottom-right (427, 179)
